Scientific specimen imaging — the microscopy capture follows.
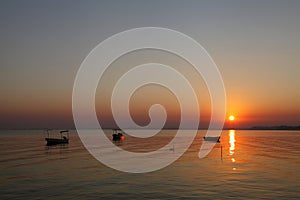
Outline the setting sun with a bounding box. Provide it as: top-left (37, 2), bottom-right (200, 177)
top-left (229, 115), bottom-right (235, 121)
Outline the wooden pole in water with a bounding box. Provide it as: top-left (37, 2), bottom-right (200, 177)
top-left (221, 145), bottom-right (223, 160)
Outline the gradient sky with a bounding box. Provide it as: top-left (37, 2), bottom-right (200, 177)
top-left (1, 0), bottom-right (299, 129)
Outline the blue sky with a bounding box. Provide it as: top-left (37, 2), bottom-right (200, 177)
top-left (1, 0), bottom-right (299, 128)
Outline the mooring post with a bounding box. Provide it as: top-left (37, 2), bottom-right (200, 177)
top-left (221, 145), bottom-right (223, 160)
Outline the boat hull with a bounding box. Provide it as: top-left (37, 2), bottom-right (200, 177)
top-left (203, 136), bottom-right (220, 143)
top-left (45, 138), bottom-right (69, 146)
top-left (112, 133), bottom-right (124, 141)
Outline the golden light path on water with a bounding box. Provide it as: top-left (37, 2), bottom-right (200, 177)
top-left (229, 129), bottom-right (236, 170)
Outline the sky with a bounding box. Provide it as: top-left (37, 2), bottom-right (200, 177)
top-left (0, 0), bottom-right (299, 129)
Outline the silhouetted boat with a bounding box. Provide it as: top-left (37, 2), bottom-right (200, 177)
top-left (45, 130), bottom-right (69, 145)
top-left (203, 136), bottom-right (220, 143)
top-left (112, 129), bottom-right (124, 141)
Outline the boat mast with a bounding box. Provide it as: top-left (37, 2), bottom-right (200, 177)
top-left (47, 129), bottom-right (50, 138)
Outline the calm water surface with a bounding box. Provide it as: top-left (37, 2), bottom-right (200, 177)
top-left (0, 130), bottom-right (299, 199)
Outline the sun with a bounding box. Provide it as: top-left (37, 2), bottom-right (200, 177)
top-left (229, 115), bottom-right (235, 121)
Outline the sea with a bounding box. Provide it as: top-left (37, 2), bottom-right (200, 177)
top-left (0, 130), bottom-right (299, 199)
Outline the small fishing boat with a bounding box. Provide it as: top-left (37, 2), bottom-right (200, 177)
top-left (203, 136), bottom-right (220, 143)
top-left (112, 129), bottom-right (125, 141)
top-left (45, 130), bottom-right (69, 146)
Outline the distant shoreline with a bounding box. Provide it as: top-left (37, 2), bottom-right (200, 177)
top-left (1, 125), bottom-right (300, 131)
top-left (247, 125), bottom-right (300, 130)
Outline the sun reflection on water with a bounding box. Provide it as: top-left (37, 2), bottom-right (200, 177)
top-left (229, 130), bottom-right (236, 170)
top-left (229, 129), bottom-right (236, 156)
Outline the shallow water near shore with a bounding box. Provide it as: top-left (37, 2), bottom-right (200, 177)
top-left (0, 130), bottom-right (299, 199)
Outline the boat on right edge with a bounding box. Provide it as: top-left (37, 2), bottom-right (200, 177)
top-left (203, 136), bottom-right (220, 143)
